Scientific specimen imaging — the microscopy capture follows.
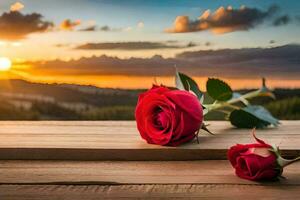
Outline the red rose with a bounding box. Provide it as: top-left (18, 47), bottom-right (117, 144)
top-left (135, 85), bottom-right (203, 146)
top-left (228, 133), bottom-right (282, 181)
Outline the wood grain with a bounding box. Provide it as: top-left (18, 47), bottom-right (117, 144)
top-left (0, 184), bottom-right (299, 200)
top-left (0, 161), bottom-right (299, 199)
top-left (0, 121), bottom-right (299, 160)
top-left (0, 160), bottom-right (299, 185)
top-left (0, 121), bottom-right (299, 199)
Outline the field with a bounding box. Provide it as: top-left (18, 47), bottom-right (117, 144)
top-left (0, 79), bottom-right (299, 120)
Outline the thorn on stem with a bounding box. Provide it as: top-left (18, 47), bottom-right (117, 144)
top-left (201, 123), bottom-right (214, 135)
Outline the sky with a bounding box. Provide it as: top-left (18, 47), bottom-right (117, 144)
top-left (0, 0), bottom-right (299, 89)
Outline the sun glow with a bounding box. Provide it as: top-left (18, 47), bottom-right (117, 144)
top-left (0, 57), bottom-right (12, 71)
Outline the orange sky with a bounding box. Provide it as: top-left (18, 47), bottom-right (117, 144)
top-left (1, 70), bottom-right (300, 90)
top-left (0, 1), bottom-right (300, 89)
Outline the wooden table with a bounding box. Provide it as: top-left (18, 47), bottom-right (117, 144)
top-left (0, 121), bottom-right (299, 199)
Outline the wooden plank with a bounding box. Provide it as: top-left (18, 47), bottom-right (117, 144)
top-left (0, 160), bottom-right (299, 185)
top-left (0, 184), bottom-right (299, 200)
top-left (0, 121), bottom-right (299, 160)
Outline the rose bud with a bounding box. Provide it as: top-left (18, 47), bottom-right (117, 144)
top-left (135, 85), bottom-right (203, 146)
top-left (228, 130), bottom-right (300, 181)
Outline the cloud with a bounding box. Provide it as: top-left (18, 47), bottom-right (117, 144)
top-left (25, 44), bottom-right (300, 79)
top-left (165, 5), bottom-right (279, 34)
top-left (0, 41), bottom-right (22, 47)
top-left (60, 19), bottom-right (81, 31)
top-left (54, 43), bottom-right (71, 48)
top-left (78, 25), bottom-right (123, 32)
top-left (100, 25), bottom-right (110, 31)
top-left (205, 42), bottom-right (212, 46)
top-left (175, 44), bottom-right (300, 77)
top-left (0, 11), bottom-right (53, 40)
top-left (10, 2), bottom-right (24, 12)
top-left (273, 15), bottom-right (290, 26)
top-left (99, 25), bottom-right (123, 32)
top-left (77, 24), bottom-right (136, 32)
top-left (269, 40), bottom-right (276, 44)
top-left (186, 42), bottom-right (197, 47)
top-left (137, 21), bottom-right (144, 28)
top-left (75, 41), bottom-right (197, 50)
top-left (123, 26), bottom-right (132, 32)
top-left (78, 20), bottom-right (98, 31)
top-left (26, 54), bottom-right (180, 77)
top-left (79, 25), bottom-right (97, 31)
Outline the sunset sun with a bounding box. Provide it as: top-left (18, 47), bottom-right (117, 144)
top-left (0, 57), bottom-right (12, 71)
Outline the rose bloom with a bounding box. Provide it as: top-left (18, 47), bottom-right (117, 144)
top-left (135, 85), bottom-right (203, 146)
top-left (228, 134), bottom-right (282, 181)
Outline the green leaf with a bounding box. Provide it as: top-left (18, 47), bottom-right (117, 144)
top-left (229, 105), bottom-right (279, 128)
top-left (175, 71), bottom-right (203, 100)
top-left (206, 78), bottom-right (233, 101)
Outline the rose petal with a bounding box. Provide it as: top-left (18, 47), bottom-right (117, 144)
top-left (242, 147), bottom-right (272, 157)
top-left (164, 90), bottom-right (203, 121)
top-left (157, 109), bottom-right (170, 129)
top-left (228, 143), bottom-right (273, 167)
top-left (138, 85), bottom-right (170, 102)
top-left (139, 94), bottom-right (176, 145)
top-left (168, 132), bottom-right (196, 146)
top-left (135, 93), bottom-right (174, 144)
top-left (135, 86), bottom-right (203, 146)
top-left (235, 154), bottom-right (279, 181)
top-left (251, 168), bottom-right (282, 181)
top-left (236, 157), bottom-right (252, 179)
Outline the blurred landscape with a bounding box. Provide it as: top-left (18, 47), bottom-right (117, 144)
top-left (0, 1), bottom-right (300, 121)
top-left (0, 79), bottom-right (299, 120)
